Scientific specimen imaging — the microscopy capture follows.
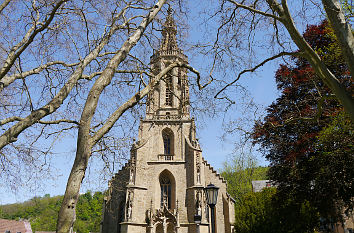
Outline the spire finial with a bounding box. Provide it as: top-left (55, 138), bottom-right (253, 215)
top-left (167, 5), bottom-right (172, 16)
top-left (159, 6), bottom-right (177, 51)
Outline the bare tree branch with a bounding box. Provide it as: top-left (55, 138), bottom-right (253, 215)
top-left (227, 0), bottom-right (282, 21)
top-left (0, 61), bottom-right (79, 92)
top-left (0, 0), bottom-right (68, 80)
top-left (219, 0), bottom-right (354, 120)
top-left (0, 4), bottom-right (132, 150)
top-left (215, 51), bottom-right (300, 98)
top-left (0, 0), bottom-right (11, 14)
top-left (0, 116), bottom-right (79, 126)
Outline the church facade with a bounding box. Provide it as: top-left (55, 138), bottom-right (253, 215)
top-left (101, 9), bottom-right (235, 233)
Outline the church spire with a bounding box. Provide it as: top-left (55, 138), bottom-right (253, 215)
top-left (147, 7), bottom-right (190, 120)
top-left (150, 7), bottom-right (187, 62)
top-left (160, 6), bottom-right (178, 51)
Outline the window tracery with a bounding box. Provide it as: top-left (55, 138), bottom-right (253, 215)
top-left (162, 128), bottom-right (174, 160)
top-left (165, 74), bottom-right (173, 106)
top-left (160, 176), bottom-right (172, 209)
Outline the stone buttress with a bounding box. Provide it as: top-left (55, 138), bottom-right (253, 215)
top-left (101, 8), bottom-right (235, 233)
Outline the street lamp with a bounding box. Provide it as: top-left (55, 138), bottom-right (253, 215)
top-left (194, 214), bottom-right (201, 233)
top-left (204, 183), bottom-right (219, 233)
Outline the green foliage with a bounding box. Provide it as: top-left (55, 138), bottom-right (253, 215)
top-left (234, 188), bottom-right (320, 233)
top-left (222, 165), bottom-right (268, 199)
top-left (340, 0), bottom-right (354, 22)
top-left (312, 113), bottom-right (354, 216)
top-left (234, 188), bottom-right (277, 233)
top-left (0, 191), bottom-right (104, 233)
top-left (252, 20), bottom-right (353, 225)
top-left (222, 154), bottom-right (321, 232)
top-left (0, 195), bottom-right (62, 231)
top-left (74, 191), bottom-right (104, 233)
top-left (220, 154), bottom-right (269, 201)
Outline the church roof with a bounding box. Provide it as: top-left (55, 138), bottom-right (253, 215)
top-left (203, 158), bottom-right (227, 184)
top-left (0, 219), bottom-right (32, 233)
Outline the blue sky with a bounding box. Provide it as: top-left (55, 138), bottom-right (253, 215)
top-left (0, 51), bottom-right (279, 205)
top-left (0, 0), bottom-right (324, 205)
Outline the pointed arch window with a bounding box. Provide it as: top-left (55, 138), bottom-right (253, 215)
top-left (162, 128), bottom-right (174, 160)
top-left (160, 176), bottom-right (172, 209)
top-left (163, 134), bottom-right (171, 155)
top-left (165, 73), bottom-right (173, 106)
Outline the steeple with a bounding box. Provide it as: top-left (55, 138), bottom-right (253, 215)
top-left (102, 9), bottom-right (236, 233)
top-left (150, 6), bottom-right (187, 62)
top-left (160, 7), bottom-right (178, 51)
top-left (146, 8), bottom-right (189, 120)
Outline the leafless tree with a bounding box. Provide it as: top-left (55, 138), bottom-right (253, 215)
top-left (0, 0), bottom-right (202, 231)
top-left (199, 0), bottom-right (354, 121)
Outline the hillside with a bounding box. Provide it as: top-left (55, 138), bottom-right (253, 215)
top-left (0, 191), bottom-right (103, 233)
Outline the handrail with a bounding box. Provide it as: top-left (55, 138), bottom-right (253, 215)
top-left (158, 154), bottom-right (174, 161)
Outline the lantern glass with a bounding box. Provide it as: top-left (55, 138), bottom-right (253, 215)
top-left (204, 183), bottom-right (219, 206)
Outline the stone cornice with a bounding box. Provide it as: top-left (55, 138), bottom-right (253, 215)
top-left (126, 184), bottom-right (148, 190)
top-left (147, 160), bottom-right (186, 164)
top-left (142, 119), bottom-right (192, 124)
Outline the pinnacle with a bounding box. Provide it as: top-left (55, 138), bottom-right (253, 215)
top-left (150, 7), bottom-right (188, 63)
top-left (167, 5), bottom-right (172, 15)
top-left (160, 7), bottom-right (178, 52)
top-left (164, 6), bottom-right (176, 29)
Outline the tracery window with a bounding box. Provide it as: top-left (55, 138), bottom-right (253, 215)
top-left (165, 74), bottom-right (173, 106)
top-left (163, 134), bottom-right (171, 155)
top-left (162, 128), bottom-right (174, 160)
top-left (160, 176), bottom-right (172, 209)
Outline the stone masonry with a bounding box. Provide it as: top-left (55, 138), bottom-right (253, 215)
top-left (101, 8), bottom-right (235, 233)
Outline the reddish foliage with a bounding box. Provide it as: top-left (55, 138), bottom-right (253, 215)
top-left (252, 20), bottom-right (353, 220)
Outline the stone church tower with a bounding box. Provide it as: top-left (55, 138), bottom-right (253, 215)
top-left (101, 8), bottom-right (235, 233)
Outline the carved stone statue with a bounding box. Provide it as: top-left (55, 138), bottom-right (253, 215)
top-left (126, 192), bottom-right (133, 220)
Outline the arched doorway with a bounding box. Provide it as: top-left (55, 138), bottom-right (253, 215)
top-left (156, 223), bottom-right (163, 233)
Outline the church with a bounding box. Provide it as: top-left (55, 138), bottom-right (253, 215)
top-left (101, 8), bottom-right (235, 233)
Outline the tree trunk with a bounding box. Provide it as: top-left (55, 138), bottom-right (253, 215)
top-left (56, 133), bottom-right (92, 233)
top-left (55, 1), bottom-right (167, 232)
top-left (269, 0), bottom-right (354, 121)
top-left (322, 0), bottom-right (354, 78)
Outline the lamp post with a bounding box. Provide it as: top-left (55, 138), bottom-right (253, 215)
top-left (194, 214), bottom-right (201, 233)
top-left (204, 183), bottom-right (219, 233)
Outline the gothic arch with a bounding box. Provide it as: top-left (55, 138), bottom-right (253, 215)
top-left (156, 223), bottom-right (163, 233)
top-left (162, 128), bottom-right (174, 159)
top-left (167, 223), bottom-right (175, 233)
top-left (165, 72), bottom-right (173, 106)
top-left (153, 221), bottom-right (176, 233)
top-left (158, 169), bottom-right (176, 210)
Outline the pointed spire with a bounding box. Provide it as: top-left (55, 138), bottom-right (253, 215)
top-left (165, 6), bottom-right (175, 28)
top-left (150, 7), bottom-right (188, 63)
top-left (160, 6), bottom-right (178, 51)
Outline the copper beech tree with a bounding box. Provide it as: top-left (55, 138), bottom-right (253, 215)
top-left (253, 21), bottom-right (353, 226)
